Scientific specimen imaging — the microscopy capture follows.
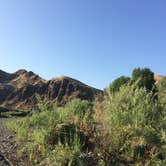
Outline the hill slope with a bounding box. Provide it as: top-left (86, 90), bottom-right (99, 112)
top-left (0, 69), bottom-right (102, 110)
top-left (154, 74), bottom-right (165, 83)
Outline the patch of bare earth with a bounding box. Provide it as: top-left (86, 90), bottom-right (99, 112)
top-left (0, 118), bottom-right (29, 166)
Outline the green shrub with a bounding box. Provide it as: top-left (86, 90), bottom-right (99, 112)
top-left (7, 99), bottom-right (95, 165)
top-left (96, 84), bottom-right (166, 165)
top-left (108, 76), bottom-right (130, 93)
top-left (131, 67), bottom-right (155, 91)
top-left (157, 77), bottom-right (166, 106)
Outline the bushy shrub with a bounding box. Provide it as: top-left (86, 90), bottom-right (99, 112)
top-left (131, 67), bottom-right (155, 91)
top-left (95, 84), bottom-right (166, 165)
top-left (157, 77), bottom-right (166, 105)
top-left (7, 99), bottom-right (95, 165)
top-left (108, 76), bottom-right (130, 93)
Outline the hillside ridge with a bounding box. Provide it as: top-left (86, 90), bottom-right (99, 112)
top-left (0, 69), bottom-right (102, 110)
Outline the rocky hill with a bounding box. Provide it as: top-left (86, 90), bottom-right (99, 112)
top-left (154, 74), bottom-right (165, 83)
top-left (0, 69), bottom-right (103, 110)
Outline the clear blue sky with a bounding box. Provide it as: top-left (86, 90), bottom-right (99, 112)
top-left (0, 0), bottom-right (166, 89)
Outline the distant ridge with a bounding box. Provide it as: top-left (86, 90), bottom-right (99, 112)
top-left (0, 69), bottom-right (102, 110)
top-left (154, 74), bottom-right (165, 83)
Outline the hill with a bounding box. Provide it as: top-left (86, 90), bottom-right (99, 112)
top-left (0, 69), bottom-right (102, 110)
top-left (154, 74), bottom-right (165, 83)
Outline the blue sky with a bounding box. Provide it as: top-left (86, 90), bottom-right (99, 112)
top-left (0, 0), bottom-right (166, 89)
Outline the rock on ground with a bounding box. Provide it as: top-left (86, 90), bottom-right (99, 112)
top-left (0, 118), bottom-right (28, 166)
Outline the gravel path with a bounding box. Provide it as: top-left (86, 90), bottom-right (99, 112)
top-left (0, 118), bottom-right (28, 166)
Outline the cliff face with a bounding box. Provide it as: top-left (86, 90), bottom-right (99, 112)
top-left (0, 69), bottom-right (103, 110)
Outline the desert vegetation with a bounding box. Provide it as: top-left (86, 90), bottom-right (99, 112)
top-left (6, 68), bottom-right (166, 165)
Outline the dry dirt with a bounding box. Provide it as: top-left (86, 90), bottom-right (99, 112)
top-left (0, 118), bottom-right (28, 166)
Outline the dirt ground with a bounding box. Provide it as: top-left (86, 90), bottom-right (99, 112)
top-left (0, 118), bottom-right (28, 166)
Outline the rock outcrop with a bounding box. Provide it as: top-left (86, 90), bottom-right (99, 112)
top-left (0, 69), bottom-right (102, 110)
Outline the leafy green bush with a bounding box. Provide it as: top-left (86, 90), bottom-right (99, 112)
top-left (131, 67), bottom-right (155, 91)
top-left (7, 99), bottom-right (95, 165)
top-left (108, 76), bottom-right (130, 93)
top-left (157, 77), bottom-right (166, 106)
top-left (95, 83), bottom-right (166, 165)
